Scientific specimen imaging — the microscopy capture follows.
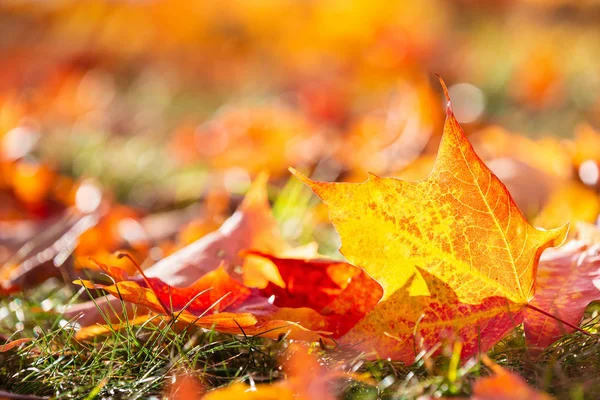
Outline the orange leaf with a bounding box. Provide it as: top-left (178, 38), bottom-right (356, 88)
top-left (292, 78), bottom-right (567, 360)
top-left (74, 260), bottom-right (334, 342)
top-left (247, 251), bottom-right (383, 337)
top-left (75, 312), bottom-right (258, 341)
top-left (79, 261), bottom-right (251, 315)
top-left (0, 337), bottom-right (32, 352)
top-left (472, 357), bottom-right (553, 400)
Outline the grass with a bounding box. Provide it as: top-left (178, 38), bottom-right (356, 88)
top-left (2, 181), bottom-right (600, 399)
top-left (1, 278), bottom-right (600, 399)
top-left (0, 280), bottom-right (288, 399)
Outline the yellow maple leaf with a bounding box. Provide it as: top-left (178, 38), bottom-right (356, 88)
top-left (290, 78), bottom-right (568, 360)
top-left (291, 79), bottom-right (567, 306)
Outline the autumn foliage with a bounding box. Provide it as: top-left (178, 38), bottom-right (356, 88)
top-left (3, 1), bottom-right (600, 399)
top-left (46, 81), bottom-right (597, 367)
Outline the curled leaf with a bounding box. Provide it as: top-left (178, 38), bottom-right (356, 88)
top-left (246, 251), bottom-right (383, 337)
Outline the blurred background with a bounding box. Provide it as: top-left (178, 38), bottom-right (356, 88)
top-left (2, 0), bottom-right (600, 281)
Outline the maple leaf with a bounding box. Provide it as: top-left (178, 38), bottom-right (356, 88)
top-left (524, 223), bottom-right (600, 351)
top-left (74, 261), bottom-right (259, 340)
top-left (74, 252), bottom-right (379, 342)
top-left (339, 270), bottom-right (523, 363)
top-left (471, 356), bottom-right (553, 400)
top-left (291, 78), bottom-right (568, 359)
top-left (245, 251), bottom-right (383, 337)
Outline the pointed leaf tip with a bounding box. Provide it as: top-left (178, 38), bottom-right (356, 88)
top-left (435, 74), bottom-right (453, 115)
top-left (289, 167), bottom-right (314, 187)
top-left (288, 166), bottom-right (299, 175)
top-left (551, 221), bottom-right (569, 247)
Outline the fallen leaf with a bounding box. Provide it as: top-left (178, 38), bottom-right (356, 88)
top-left (524, 222), bottom-right (600, 351)
top-left (471, 356), bottom-right (553, 400)
top-left (292, 78), bottom-right (567, 359)
top-left (74, 262), bottom-right (259, 340)
top-left (0, 337), bottom-right (32, 352)
top-left (73, 254), bottom-right (371, 342)
top-left (77, 261), bottom-right (252, 315)
top-left (167, 373), bottom-right (205, 400)
top-left (340, 270), bottom-right (523, 363)
top-left (246, 251), bottom-right (383, 337)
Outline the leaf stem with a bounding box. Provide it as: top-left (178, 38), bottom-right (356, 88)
top-left (116, 252), bottom-right (172, 317)
top-left (525, 303), bottom-right (596, 338)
